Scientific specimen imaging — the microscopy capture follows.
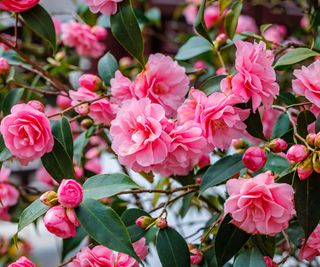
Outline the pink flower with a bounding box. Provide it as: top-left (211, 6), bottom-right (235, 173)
top-left (132, 53), bottom-right (189, 117)
top-left (116, 238), bottom-right (148, 267)
top-left (264, 256), bottom-right (278, 267)
top-left (261, 108), bottom-right (281, 139)
top-left (70, 87), bottom-right (118, 125)
top-left (177, 89), bottom-right (249, 150)
top-left (242, 146), bottom-right (267, 172)
top-left (0, 166), bottom-right (10, 183)
top-left (110, 98), bottom-right (170, 173)
top-left (190, 248), bottom-right (203, 265)
top-left (224, 171), bottom-right (295, 235)
top-left (79, 74), bottom-right (102, 92)
top-left (183, 5), bottom-right (198, 25)
top-left (56, 94), bottom-right (72, 109)
top-left (0, 0), bottom-right (39, 12)
top-left (83, 0), bottom-right (124, 16)
top-left (236, 15), bottom-right (258, 34)
top-left (204, 5), bottom-right (220, 28)
top-left (44, 205), bottom-right (79, 238)
top-left (36, 166), bottom-right (57, 189)
top-left (299, 224), bottom-right (320, 261)
top-left (0, 57), bottom-right (9, 75)
top-left (27, 100), bottom-right (44, 112)
top-left (0, 207), bottom-right (10, 221)
top-left (0, 103), bottom-right (54, 165)
top-left (292, 60), bottom-right (320, 107)
top-left (8, 256), bottom-right (36, 267)
top-left (228, 41), bottom-right (279, 112)
top-left (264, 25), bottom-right (287, 44)
top-left (57, 179), bottom-right (83, 208)
top-left (0, 182), bottom-right (19, 207)
top-left (92, 25), bottom-right (108, 40)
top-left (61, 21), bottom-right (107, 58)
top-left (269, 138), bottom-right (288, 153)
top-left (110, 70), bottom-right (134, 103)
top-left (286, 144), bottom-right (308, 162)
top-left (85, 158), bottom-right (101, 174)
top-left (297, 157), bottom-right (313, 180)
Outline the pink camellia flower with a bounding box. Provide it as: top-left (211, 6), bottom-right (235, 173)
top-left (226, 40), bottom-right (279, 112)
top-left (44, 205), bottom-right (79, 238)
top-left (27, 100), bottom-right (44, 112)
top-left (269, 138), bottom-right (288, 153)
top-left (264, 25), bottom-right (287, 44)
top-left (110, 70), bottom-right (134, 103)
top-left (286, 144), bottom-right (308, 162)
top-left (0, 180), bottom-right (19, 208)
top-left (53, 17), bottom-right (62, 37)
top-left (8, 256), bottom-right (36, 267)
top-left (83, 0), bottom-right (123, 16)
top-left (36, 166), bottom-right (57, 189)
top-left (292, 60), bottom-right (320, 107)
top-left (0, 207), bottom-right (11, 221)
top-left (85, 158), bottom-right (101, 174)
top-left (91, 25), bottom-right (108, 40)
top-left (0, 57), bottom-right (9, 76)
top-left (177, 88), bottom-right (249, 150)
top-left (70, 87), bottom-right (118, 125)
top-left (242, 146), bottom-right (267, 172)
top-left (116, 238), bottom-right (148, 267)
top-left (61, 21), bottom-right (107, 58)
top-left (110, 98), bottom-right (171, 173)
top-left (132, 53), bottom-right (189, 117)
top-left (224, 171), bottom-right (295, 235)
top-left (57, 179), bottom-right (83, 208)
top-left (183, 5), bottom-right (198, 25)
top-left (297, 156), bottom-right (313, 180)
top-left (299, 224), bottom-right (320, 261)
top-left (78, 74), bottom-right (102, 92)
top-left (236, 15), bottom-right (258, 34)
top-left (264, 256), bottom-right (278, 267)
top-left (0, 103), bottom-right (54, 165)
top-left (0, 0), bottom-right (39, 12)
top-left (204, 5), bottom-right (220, 28)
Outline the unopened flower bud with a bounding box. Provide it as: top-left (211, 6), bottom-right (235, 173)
top-left (0, 57), bottom-right (9, 76)
top-left (78, 74), bottom-right (102, 92)
top-left (313, 152), bottom-right (320, 174)
top-left (81, 118), bottom-right (93, 129)
top-left (77, 104), bottom-right (90, 116)
top-left (40, 191), bottom-right (59, 207)
top-left (156, 218), bottom-right (168, 229)
top-left (55, 51), bottom-right (66, 62)
top-left (119, 57), bottom-right (133, 68)
top-left (268, 138), bottom-right (288, 153)
top-left (27, 100), bottom-right (45, 112)
top-left (135, 216), bottom-right (154, 229)
top-left (286, 144), bottom-right (308, 162)
top-left (242, 146), bottom-right (267, 172)
top-left (297, 155), bottom-right (313, 180)
top-left (264, 256), bottom-right (278, 267)
top-left (189, 246), bottom-right (203, 265)
top-left (195, 177), bottom-right (202, 184)
top-left (232, 139), bottom-right (246, 150)
top-left (315, 133), bottom-right (320, 148)
top-left (306, 133), bottom-right (316, 146)
top-left (214, 33), bottom-right (228, 49)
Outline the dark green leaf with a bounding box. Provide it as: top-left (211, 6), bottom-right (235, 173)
top-left (262, 153), bottom-right (290, 174)
top-left (199, 75), bottom-right (227, 95)
top-left (316, 114), bottom-right (320, 133)
top-left (175, 36), bottom-right (212, 60)
top-left (272, 113), bottom-right (291, 138)
top-left (83, 173), bottom-right (139, 200)
top-left (252, 236), bottom-right (275, 258)
top-left (77, 198), bottom-right (139, 261)
top-left (74, 126), bottom-right (96, 165)
top-left (215, 214), bottom-right (251, 267)
top-left (287, 221), bottom-right (304, 247)
top-left (294, 172), bottom-right (320, 240)
top-left (201, 154), bottom-right (244, 192)
top-left (278, 92), bottom-right (298, 105)
top-left (110, 0), bottom-right (145, 66)
top-left (2, 88), bottom-right (24, 116)
top-left (276, 171), bottom-right (295, 185)
top-left (218, 0), bottom-right (232, 14)
top-left (61, 227), bottom-right (87, 261)
top-left (156, 227), bottom-right (190, 267)
top-left (0, 135), bottom-right (12, 161)
top-left (180, 192), bottom-right (195, 218)
top-left (21, 5), bottom-right (56, 52)
top-left (224, 1), bottom-right (243, 39)
top-left (194, 0), bottom-right (212, 43)
top-left (244, 109), bottom-right (267, 140)
top-left (98, 52), bottom-right (119, 85)
top-left (297, 110), bottom-right (316, 138)
top-left (234, 247), bottom-right (266, 267)
top-left (41, 138), bottom-right (75, 183)
top-left (121, 208), bottom-right (150, 242)
top-left (274, 48), bottom-right (319, 70)
top-left (51, 117), bottom-right (73, 159)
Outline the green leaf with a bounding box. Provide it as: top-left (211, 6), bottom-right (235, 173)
top-left (110, 0), bottom-right (145, 66)
top-left (61, 227), bottom-right (87, 261)
top-left (224, 1), bottom-right (243, 39)
top-left (278, 92), bottom-right (298, 106)
top-left (97, 15), bottom-right (110, 28)
top-left (199, 75), bottom-right (227, 95)
top-left (2, 88), bottom-right (24, 116)
top-left (98, 52), bottom-right (119, 85)
top-left (252, 236), bottom-right (275, 258)
top-left (276, 171), bottom-right (295, 185)
top-left (175, 36), bottom-right (212, 60)
top-left (244, 109), bottom-right (267, 141)
top-left (0, 135), bottom-right (12, 161)
top-left (156, 227), bottom-right (190, 267)
top-left (121, 208), bottom-right (150, 242)
top-left (297, 110), bottom-right (316, 138)
top-left (180, 192), bottom-right (195, 218)
top-left (145, 8), bottom-right (161, 27)
top-left (17, 199), bottom-right (49, 233)
top-left (262, 153), bottom-right (290, 174)
top-left (294, 172), bottom-right (320, 240)
top-left (73, 126), bottom-right (96, 165)
top-left (272, 113), bottom-right (291, 138)
top-left (274, 48), bottom-right (319, 69)
top-left (194, 0), bottom-right (212, 43)
top-left (51, 117), bottom-right (73, 159)
top-left (21, 5), bottom-right (56, 52)
top-left (76, 198), bottom-right (139, 261)
top-left (234, 247), bottom-right (266, 267)
top-left (316, 114), bottom-right (320, 133)
top-left (41, 138), bottom-right (75, 183)
top-left (218, 0), bottom-right (232, 14)
top-left (83, 173), bottom-right (139, 200)
top-left (201, 154), bottom-right (244, 193)
top-left (215, 214), bottom-right (251, 267)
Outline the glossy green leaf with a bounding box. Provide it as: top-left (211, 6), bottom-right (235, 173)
top-left (244, 109), bottom-right (267, 140)
top-left (272, 113), bottom-right (291, 138)
top-left (201, 154), bottom-right (244, 192)
top-left (61, 227), bottom-right (87, 261)
top-left (199, 75), bottom-right (227, 95)
top-left (51, 117), bottom-right (73, 159)
top-left (215, 214), bottom-right (251, 267)
top-left (41, 138), bottom-right (75, 183)
top-left (98, 52), bottom-right (119, 85)
top-left (77, 198), bottom-right (139, 261)
top-left (224, 1), bottom-right (243, 39)
top-left (297, 110), bottom-right (316, 138)
top-left (234, 247), bottom-right (266, 267)
top-left (274, 48), bottom-right (319, 69)
top-left (194, 0), bottom-right (212, 43)
top-left (262, 153), bottom-right (290, 174)
top-left (276, 171), bottom-right (295, 185)
top-left (21, 5), bottom-right (56, 52)
top-left (180, 192), bottom-right (195, 218)
top-left (156, 227), bottom-right (190, 267)
top-left (2, 88), bottom-right (24, 116)
top-left (218, 0), bottom-right (232, 14)
top-left (252, 236), bottom-right (275, 258)
top-left (110, 0), bottom-right (145, 66)
top-left (175, 36), bottom-right (212, 60)
top-left (83, 173), bottom-right (139, 200)
top-left (294, 172), bottom-right (320, 240)
top-left (0, 135), bottom-right (12, 161)
top-left (73, 126), bottom-right (96, 165)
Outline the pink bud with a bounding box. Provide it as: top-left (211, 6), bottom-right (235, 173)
top-left (195, 177), bottom-right (202, 184)
top-left (91, 25), bottom-right (107, 40)
top-left (0, 57), bottom-right (9, 76)
top-left (215, 33), bottom-right (228, 47)
top-left (306, 133), bottom-right (316, 146)
top-left (313, 152), bottom-right (320, 174)
top-left (264, 256), bottom-right (278, 267)
top-left (315, 133), bottom-right (320, 148)
top-left (242, 147), bottom-right (267, 172)
top-left (268, 138), bottom-right (288, 153)
top-left (40, 191), bottom-right (58, 207)
top-left (156, 218), bottom-right (168, 229)
top-left (56, 94), bottom-right (72, 109)
top-left (27, 100), bottom-right (45, 112)
top-left (232, 139), bottom-right (246, 149)
top-left (77, 103), bottom-right (90, 115)
top-left (8, 256), bottom-right (36, 267)
top-left (135, 216), bottom-right (154, 229)
top-left (57, 179), bottom-right (83, 208)
top-left (190, 248), bottom-right (203, 265)
top-left (286, 144), bottom-right (308, 162)
top-left (78, 74), bottom-right (102, 92)
top-left (297, 156), bottom-right (313, 180)
top-left (81, 118), bottom-right (93, 129)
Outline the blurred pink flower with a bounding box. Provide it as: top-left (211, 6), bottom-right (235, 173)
top-left (204, 5), bottom-right (220, 28)
top-left (183, 5), bottom-right (198, 25)
top-left (0, 0), bottom-right (39, 12)
top-left (83, 0), bottom-right (123, 16)
top-left (8, 256), bottom-right (36, 267)
top-left (236, 15), bottom-right (258, 34)
top-left (264, 25), bottom-right (287, 44)
top-left (299, 224), bottom-right (320, 261)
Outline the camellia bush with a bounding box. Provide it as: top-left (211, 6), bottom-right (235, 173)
top-left (2, 0), bottom-right (320, 266)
